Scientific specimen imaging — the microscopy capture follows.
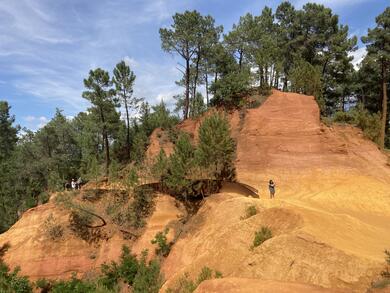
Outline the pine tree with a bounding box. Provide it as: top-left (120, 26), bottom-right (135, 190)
top-left (82, 68), bottom-right (117, 176)
top-left (0, 101), bottom-right (19, 162)
top-left (113, 61), bottom-right (142, 159)
top-left (164, 133), bottom-right (194, 197)
top-left (196, 113), bottom-right (236, 181)
top-left (362, 7), bottom-right (390, 149)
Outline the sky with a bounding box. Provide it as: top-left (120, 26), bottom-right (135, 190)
top-left (0, 0), bottom-right (388, 130)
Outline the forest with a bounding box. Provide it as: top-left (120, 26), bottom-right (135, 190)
top-left (0, 2), bottom-right (389, 233)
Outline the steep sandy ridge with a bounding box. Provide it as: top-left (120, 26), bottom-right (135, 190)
top-left (0, 191), bottom-right (183, 280)
top-left (156, 90), bottom-right (390, 292)
top-left (0, 90), bottom-right (389, 292)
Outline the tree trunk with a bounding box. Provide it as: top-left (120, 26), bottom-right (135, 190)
top-left (238, 49), bottom-right (243, 71)
top-left (124, 97), bottom-right (131, 160)
top-left (205, 66), bottom-right (209, 106)
top-left (379, 62), bottom-right (388, 150)
top-left (283, 77), bottom-right (288, 91)
top-left (100, 107), bottom-right (110, 176)
top-left (192, 51), bottom-right (201, 117)
top-left (184, 57), bottom-right (190, 120)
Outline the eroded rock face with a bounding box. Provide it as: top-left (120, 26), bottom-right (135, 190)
top-left (1, 90), bottom-right (390, 292)
top-left (0, 194), bottom-right (183, 280)
top-left (155, 90), bottom-right (390, 292)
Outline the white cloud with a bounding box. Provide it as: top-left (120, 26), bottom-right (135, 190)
top-left (24, 115), bottom-right (36, 122)
top-left (350, 47), bottom-right (367, 69)
top-left (22, 115), bottom-right (48, 130)
top-left (123, 56), bottom-right (139, 68)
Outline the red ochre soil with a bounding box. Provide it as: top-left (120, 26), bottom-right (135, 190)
top-left (1, 90), bottom-right (389, 292)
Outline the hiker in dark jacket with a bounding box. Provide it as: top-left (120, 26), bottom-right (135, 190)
top-left (269, 180), bottom-right (275, 198)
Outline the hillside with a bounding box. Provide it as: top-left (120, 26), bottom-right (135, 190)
top-left (1, 90), bottom-right (390, 292)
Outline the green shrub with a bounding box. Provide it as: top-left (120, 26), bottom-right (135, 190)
top-left (242, 205), bottom-right (257, 220)
top-left (109, 160), bottom-right (120, 182)
top-left (82, 189), bottom-right (103, 202)
top-left (332, 104), bottom-right (381, 144)
top-left (118, 246), bottom-right (139, 285)
top-left (152, 149), bottom-right (169, 181)
top-left (131, 187), bottom-right (154, 228)
top-left (333, 111), bottom-right (355, 124)
top-left (253, 226), bottom-right (272, 248)
top-left (210, 70), bottom-right (251, 108)
top-left (0, 261), bottom-right (32, 293)
top-left (35, 278), bottom-right (52, 292)
top-left (166, 267), bottom-right (222, 293)
top-left (132, 250), bottom-right (163, 293)
top-left (69, 210), bottom-right (93, 241)
top-left (381, 250), bottom-right (390, 279)
top-left (38, 192), bottom-right (50, 205)
top-left (163, 133), bottom-right (195, 198)
top-left (196, 113), bottom-right (236, 182)
top-left (99, 261), bottom-right (120, 290)
top-left (43, 214), bottom-right (64, 241)
top-left (50, 274), bottom-right (96, 293)
top-left (151, 228), bottom-right (171, 257)
top-left (289, 60), bottom-right (322, 100)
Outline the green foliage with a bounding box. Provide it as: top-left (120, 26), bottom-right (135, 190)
top-left (381, 250), bottom-right (390, 279)
top-left (242, 205), bottom-right (257, 219)
top-left (166, 267), bottom-right (222, 293)
top-left (69, 210), bottom-right (93, 241)
top-left (361, 7), bottom-right (390, 149)
top-left (332, 104), bottom-right (381, 144)
top-left (0, 261), bottom-right (32, 293)
top-left (108, 159), bottom-right (120, 182)
top-left (253, 226), bottom-right (272, 248)
top-left (113, 60), bottom-right (143, 160)
top-left (163, 133), bottom-right (195, 197)
top-left (289, 60), bottom-right (322, 100)
top-left (160, 10), bottom-right (222, 119)
top-left (151, 228), bottom-right (171, 257)
top-left (196, 113), bottom-right (236, 181)
top-left (152, 149), bottom-right (169, 181)
top-left (43, 214), bottom-right (64, 241)
top-left (100, 246), bottom-right (138, 289)
top-left (210, 70), bottom-right (251, 108)
top-left (0, 101), bottom-right (19, 162)
top-left (131, 187), bottom-right (154, 228)
top-left (50, 274), bottom-right (97, 293)
top-left (132, 250), bottom-right (163, 293)
top-left (82, 68), bottom-right (120, 176)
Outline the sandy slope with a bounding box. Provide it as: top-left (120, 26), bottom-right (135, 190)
top-left (0, 90), bottom-right (389, 292)
top-left (157, 90), bottom-right (390, 292)
top-left (0, 193), bottom-right (183, 280)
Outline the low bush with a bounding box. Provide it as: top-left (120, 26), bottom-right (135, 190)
top-left (131, 187), bottom-right (154, 228)
top-left (43, 214), bottom-right (64, 241)
top-left (332, 104), bottom-right (381, 144)
top-left (151, 228), bottom-right (171, 257)
top-left (242, 205), bottom-right (257, 220)
top-left (99, 246), bottom-right (139, 289)
top-left (0, 261), bottom-right (32, 293)
top-left (132, 250), bottom-right (163, 293)
top-left (166, 267), bottom-right (222, 293)
top-left (253, 226), bottom-right (272, 248)
top-left (69, 210), bottom-right (93, 241)
top-left (49, 274), bottom-right (96, 293)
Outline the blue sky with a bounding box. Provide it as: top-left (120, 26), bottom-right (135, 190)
top-left (0, 0), bottom-right (388, 130)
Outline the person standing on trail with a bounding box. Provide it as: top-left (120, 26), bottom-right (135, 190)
top-left (76, 177), bottom-right (82, 190)
top-left (269, 180), bottom-right (275, 198)
top-left (71, 178), bottom-right (76, 190)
